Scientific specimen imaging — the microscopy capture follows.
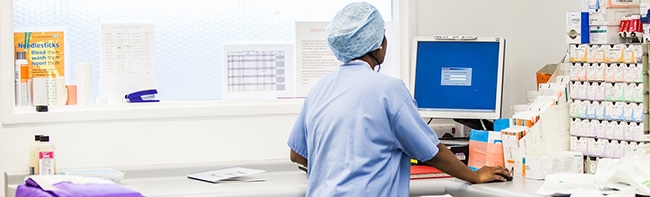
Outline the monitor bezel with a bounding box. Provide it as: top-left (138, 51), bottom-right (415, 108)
top-left (409, 37), bottom-right (506, 120)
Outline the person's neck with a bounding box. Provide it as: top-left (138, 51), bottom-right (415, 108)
top-left (356, 55), bottom-right (378, 70)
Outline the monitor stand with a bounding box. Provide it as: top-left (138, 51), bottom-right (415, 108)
top-left (452, 119), bottom-right (494, 131)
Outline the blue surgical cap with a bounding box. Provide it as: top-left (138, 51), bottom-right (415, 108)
top-left (326, 2), bottom-right (385, 63)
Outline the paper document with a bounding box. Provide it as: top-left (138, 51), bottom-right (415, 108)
top-left (187, 167), bottom-right (265, 183)
top-left (100, 23), bottom-right (155, 104)
top-left (222, 44), bottom-right (295, 99)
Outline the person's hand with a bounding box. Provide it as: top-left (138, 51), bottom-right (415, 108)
top-left (473, 166), bottom-right (511, 183)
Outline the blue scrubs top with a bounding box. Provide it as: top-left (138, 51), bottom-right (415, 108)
top-left (287, 60), bottom-right (441, 197)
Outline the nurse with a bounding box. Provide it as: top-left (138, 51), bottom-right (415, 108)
top-left (287, 2), bottom-right (511, 196)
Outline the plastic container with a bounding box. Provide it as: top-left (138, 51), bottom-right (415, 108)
top-left (14, 51), bottom-right (30, 106)
top-left (37, 136), bottom-right (56, 175)
top-left (29, 135), bottom-right (42, 175)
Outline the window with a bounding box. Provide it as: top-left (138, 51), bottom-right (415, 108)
top-left (2, 0), bottom-right (400, 124)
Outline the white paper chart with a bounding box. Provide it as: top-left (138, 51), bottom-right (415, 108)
top-left (227, 50), bottom-right (286, 92)
top-left (100, 23), bottom-right (155, 104)
top-left (222, 44), bottom-right (295, 99)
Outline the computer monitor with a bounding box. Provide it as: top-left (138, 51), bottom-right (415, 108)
top-left (411, 37), bottom-right (505, 120)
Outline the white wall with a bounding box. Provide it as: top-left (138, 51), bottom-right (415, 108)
top-left (1, 0), bottom-right (587, 195)
top-left (415, 0), bottom-right (580, 117)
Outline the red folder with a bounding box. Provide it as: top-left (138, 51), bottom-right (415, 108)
top-left (410, 165), bottom-right (452, 180)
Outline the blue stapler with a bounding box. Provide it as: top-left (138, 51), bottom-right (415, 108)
top-left (125, 89), bottom-right (159, 103)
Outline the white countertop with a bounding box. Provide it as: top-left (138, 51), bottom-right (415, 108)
top-left (5, 160), bottom-right (546, 197)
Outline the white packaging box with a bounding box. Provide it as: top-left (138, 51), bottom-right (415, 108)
top-left (522, 152), bottom-right (584, 180)
top-left (624, 102), bottom-right (634, 121)
top-left (567, 13), bottom-right (583, 44)
top-left (595, 138), bottom-right (607, 156)
top-left (570, 101), bottom-right (578, 118)
top-left (632, 83), bottom-right (643, 102)
top-left (587, 83), bottom-right (597, 101)
top-left (613, 121), bottom-right (625, 140)
top-left (606, 121), bottom-right (617, 139)
top-left (578, 82), bottom-right (588, 100)
top-left (596, 101), bottom-right (606, 119)
top-left (587, 45), bottom-right (597, 62)
top-left (614, 64), bottom-right (625, 82)
top-left (570, 64), bottom-right (579, 81)
top-left (580, 119), bottom-right (590, 136)
top-left (590, 26), bottom-right (621, 44)
top-left (596, 82), bottom-right (607, 101)
top-left (606, 140), bottom-right (617, 157)
top-left (615, 140), bottom-right (626, 158)
top-left (606, 45), bottom-right (625, 63)
top-left (633, 122), bottom-right (644, 139)
top-left (632, 45), bottom-right (643, 63)
top-left (625, 141), bottom-right (638, 155)
top-left (595, 45), bottom-right (607, 63)
top-left (633, 103), bottom-right (644, 122)
top-left (501, 127), bottom-right (526, 176)
top-left (590, 8), bottom-right (639, 26)
top-left (604, 0), bottom-right (641, 8)
top-left (587, 63), bottom-right (597, 81)
top-left (587, 137), bottom-right (597, 156)
top-left (571, 136), bottom-right (579, 151)
top-left (570, 82), bottom-right (579, 100)
top-left (605, 64), bottom-right (616, 82)
top-left (595, 63), bottom-right (606, 81)
top-left (522, 155), bottom-right (551, 180)
top-left (587, 102), bottom-right (598, 119)
top-left (597, 120), bottom-right (607, 138)
top-left (571, 44), bottom-right (589, 62)
top-left (570, 118), bottom-right (579, 136)
top-left (613, 102), bottom-right (626, 120)
top-left (577, 137), bottom-right (589, 154)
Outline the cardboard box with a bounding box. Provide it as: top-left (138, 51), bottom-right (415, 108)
top-left (605, 0), bottom-right (640, 8)
top-left (590, 8), bottom-right (639, 26)
top-left (536, 64), bottom-right (557, 89)
top-left (590, 25), bottom-right (621, 44)
top-left (501, 127), bottom-right (527, 176)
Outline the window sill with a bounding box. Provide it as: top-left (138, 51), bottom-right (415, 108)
top-left (2, 99), bottom-right (304, 125)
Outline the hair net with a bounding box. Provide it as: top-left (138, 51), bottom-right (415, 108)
top-left (325, 2), bottom-right (385, 63)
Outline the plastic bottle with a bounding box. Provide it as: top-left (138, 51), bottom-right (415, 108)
top-left (29, 135), bottom-right (42, 175)
top-left (15, 51), bottom-right (31, 106)
top-left (37, 136), bottom-right (56, 175)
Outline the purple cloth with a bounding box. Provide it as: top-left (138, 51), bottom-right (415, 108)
top-left (16, 177), bottom-right (143, 197)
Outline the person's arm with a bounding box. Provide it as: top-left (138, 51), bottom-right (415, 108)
top-left (290, 149), bottom-right (308, 166)
top-left (424, 143), bottom-right (510, 183)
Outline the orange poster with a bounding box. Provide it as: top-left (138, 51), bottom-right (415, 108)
top-left (13, 31), bottom-right (65, 78)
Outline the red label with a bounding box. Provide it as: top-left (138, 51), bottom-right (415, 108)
top-left (39, 151), bottom-right (54, 159)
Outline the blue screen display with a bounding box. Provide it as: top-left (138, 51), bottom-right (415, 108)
top-left (414, 41), bottom-right (501, 112)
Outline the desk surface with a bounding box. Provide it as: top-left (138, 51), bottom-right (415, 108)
top-left (6, 160), bottom-right (545, 197)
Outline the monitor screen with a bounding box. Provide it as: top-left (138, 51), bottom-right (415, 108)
top-left (411, 37), bottom-right (505, 120)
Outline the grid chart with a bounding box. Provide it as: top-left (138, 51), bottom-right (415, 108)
top-left (226, 51), bottom-right (286, 92)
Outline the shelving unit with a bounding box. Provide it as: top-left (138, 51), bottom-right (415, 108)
top-left (568, 43), bottom-right (649, 173)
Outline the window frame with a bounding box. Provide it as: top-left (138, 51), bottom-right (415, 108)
top-left (0, 0), bottom-right (408, 124)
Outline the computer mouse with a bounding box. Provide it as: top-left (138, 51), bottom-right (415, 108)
top-left (487, 174), bottom-right (512, 183)
top-left (503, 174), bottom-right (513, 181)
